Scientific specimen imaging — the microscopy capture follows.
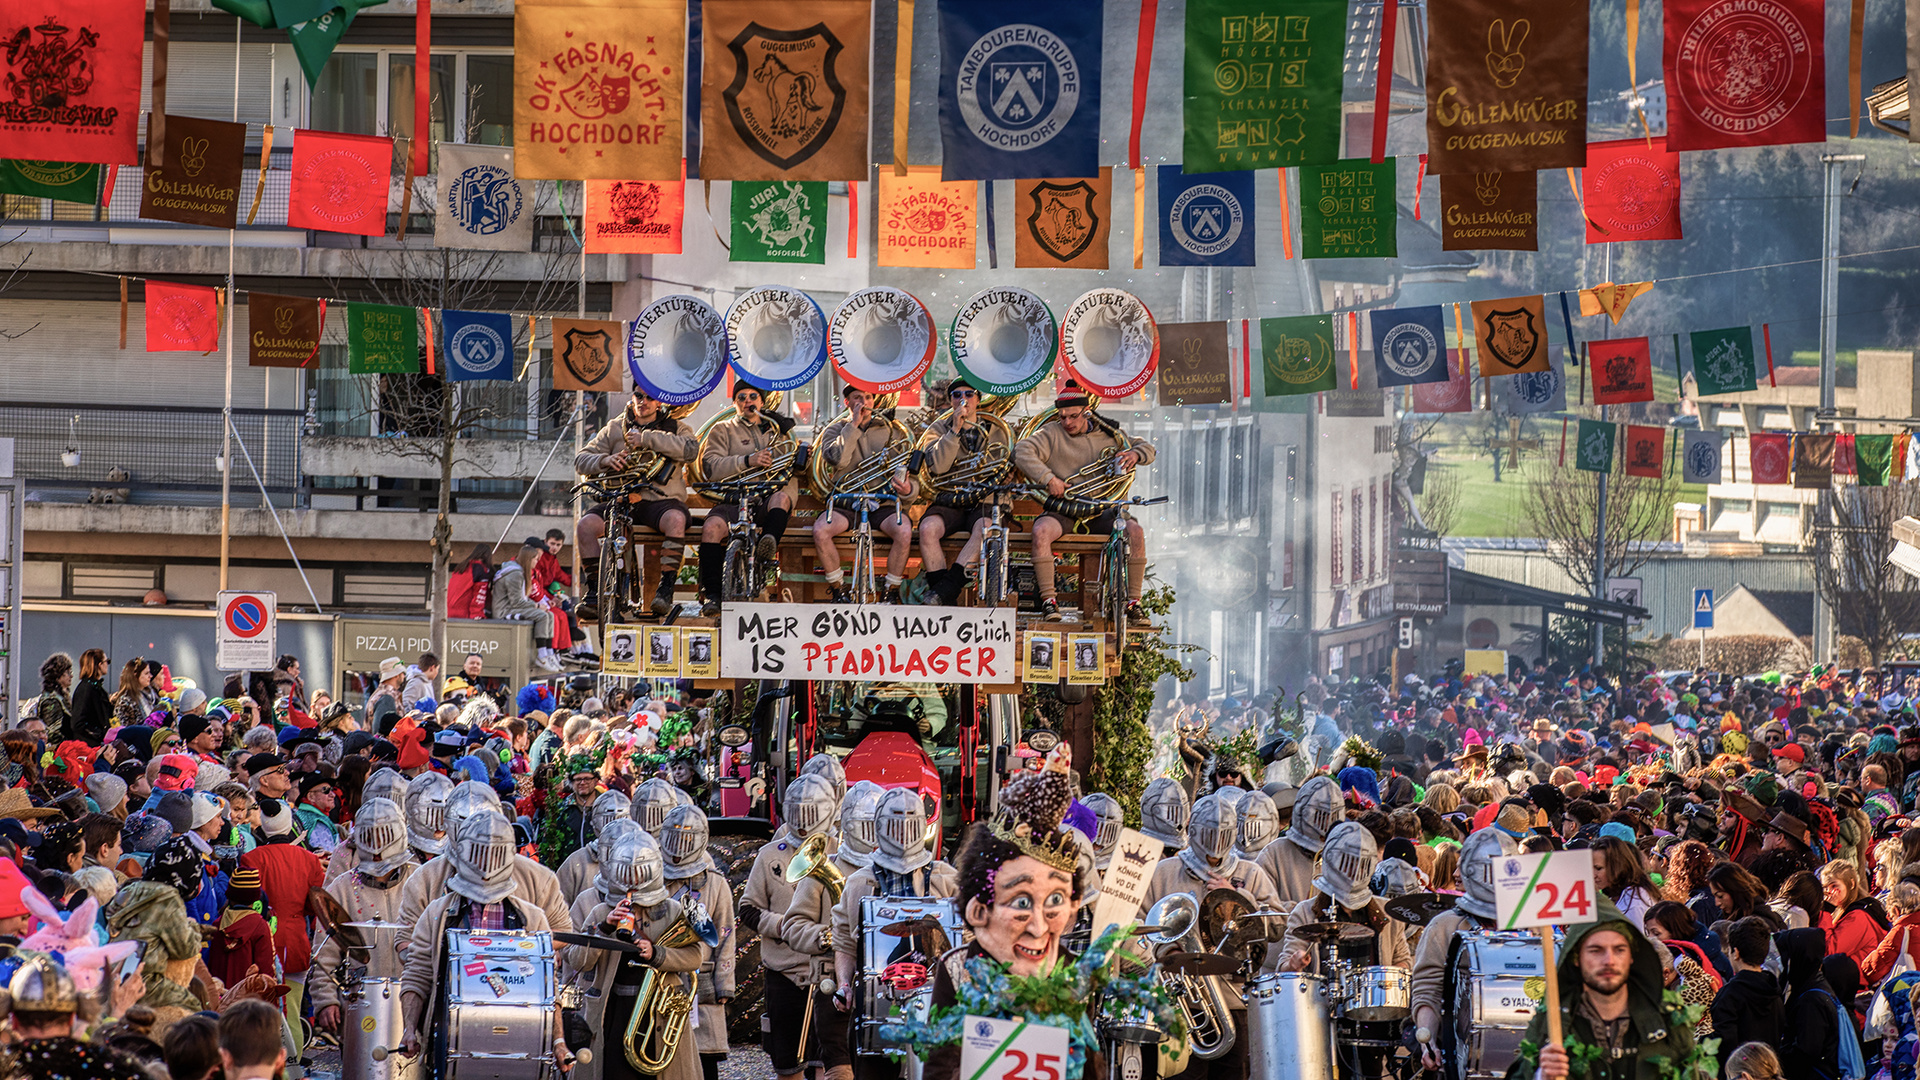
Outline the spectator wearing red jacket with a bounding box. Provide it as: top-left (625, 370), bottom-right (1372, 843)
top-left (447, 544), bottom-right (494, 620)
top-left (1820, 859), bottom-right (1891, 971)
top-left (204, 867), bottom-right (278, 987)
top-left (237, 797), bottom-right (325, 1028)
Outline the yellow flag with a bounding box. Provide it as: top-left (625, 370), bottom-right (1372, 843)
top-left (514, 0), bottom-right (685, 180)
top-left (876, 167), bottom-right (976, 268)
top-left (1579, 281), bottom-right (1655, 324)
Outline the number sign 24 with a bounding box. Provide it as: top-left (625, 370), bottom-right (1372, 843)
top-left (1493, 851), bottom-right (1599, 930)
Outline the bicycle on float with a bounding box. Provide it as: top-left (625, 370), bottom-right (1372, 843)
top-left (1041, 492), bottom-right (1169, 632)
top-left (824, 491), bottom-right (906, 605)
top-left (938, 481), bottom-right (1037, 609)
top-left (571, 475), bottom-right (652, 625)
top-left (693, 480), bottom-right (788, 605)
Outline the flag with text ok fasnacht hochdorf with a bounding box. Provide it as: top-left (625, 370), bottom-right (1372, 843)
top-left (1424, 0), bottom-right (1588, 173)
top-left (1183, 0), bottom-right (1346, 171)
top-left (514, 0), bottom-right (684, 180)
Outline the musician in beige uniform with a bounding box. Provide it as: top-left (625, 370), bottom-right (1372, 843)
top-left (1255, 775), bottom-right (1342, 903)
top-left (698, 380), bottom-right (799, 615)
top-left (310, 798), bottom-right (418, 1036)
top-left (1410, 828), bottom-right (1517, 1071)
top-left (559, 832), bottom-right (709, 1080)
top-left (812, 384), bottom-right (915, 603)
top-left (576, 389), bottom-right (702, 619)
top-left (659, 805), bottom-right (737, 1080)
top-left (397, 781), bottom-right (575, 937)
top-left (913, 377), bottom-right (1013, 607)
top-left (1010, 381), bottom-right (1156, 620)
top-left (830, 789), bottom-right (957, 1080)
top-left (739, 775), bottom-right (839, 1080)
top-left (776, 781), bottom-right (882, 1080)
top-left (559, 816), bottom-right (641, 904)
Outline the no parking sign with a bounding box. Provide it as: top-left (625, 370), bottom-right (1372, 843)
top-left (217, 591), bottom-right (276, 671)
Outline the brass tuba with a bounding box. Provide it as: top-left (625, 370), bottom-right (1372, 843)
top-left (807, 393), bottom-right (919, 501)
top-left (688, 391), bottom-right (802, 489)
top-left (784, 833), bottom-right (847, 905)
top-left (1141, 893), bottom-right (1236, 1062)
top-left (623, 905), bottom-right (704, 1073)
top-left (915, 410), bottom-right (1015, 500)
top-left (1017, 400), bottom-right (1138, 519)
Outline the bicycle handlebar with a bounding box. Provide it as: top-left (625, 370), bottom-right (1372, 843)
top-left (695, 480), bottom-right (788, 499)
top-left (1057, 494), bottom-right (1170, 509)
top-left (828, 492), bottom-right (906, 514)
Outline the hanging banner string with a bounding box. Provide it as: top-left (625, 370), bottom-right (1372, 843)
top-left (396, 138), bottom-right (417, 240)
top-left (1241, 319), bottom-right (1252, 405)
top-left (1412, 154), bottom-right (1427, 219)
top-left (1848, 0), bottom-right (1866, 138)
top-left (1369, 0), bottom-right (1397, 164)
top-left (983, 180), bottom-right (998, 270)
top-left (1128, 0), bottom-right (1159, 172)
top-left (892, 0), bottom-right (914, 176)
top-left (1453, 301), bottom-right (1468, 379)
top-left (1762, 322), bottom-right (1777, 387)
top-left (118, 276), bottom-right (128, 350)
top-left (414, 0), bottom-right (432, 174)
top-left (848, 178), bottom-right (859, 259)
top-left (246, 125), bottom-right (275, 226)
top-left (519, 314), bottom-right (538, 380)
top-left (1132, 169), bottom-right (1146, 269)
top-left (1347, 310), bottom-right (1359, 389)
top-left (421, 308), bottom-right (437, 375)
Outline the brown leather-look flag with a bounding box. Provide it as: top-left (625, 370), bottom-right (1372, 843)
top-left (1439, 169), bottom-right (1536, 251)
top-left (551, 318), bottom-right (625, 391)
top-left (1793, 434), bottom-right (1834, 490)
top-left (1014, 170), bottom-right (1112, 269)
top-left (248, 293), bottom-right (326, 368)
top-left (700, 0), bottom-right (871, 181)
top-left (139, 114), bottom-right (247, 228)
top-left (1155, 321), bottom-right (1232, 406)
top-left (1424, 0), bottom-right (1587, 174)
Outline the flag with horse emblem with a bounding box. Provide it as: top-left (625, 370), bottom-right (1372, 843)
top-left (513, 0), bottom-right (684, 180)
top-left (551, 317), bottom-right (624, 391)
top-left (937, 0), bottom-right (1104, 181)
top-left (731, 179), bottom-right (828, 263)
top-left (700, 0), bottom-right (870, 180)
top-left (1589, 337), bottom-right (1654, 405)
top-left (0, 0), bottom-right (144, 163)
top-left (441, 310), bottom-right (516, 382)
top-left (1575, 419), bottom-right (1616, 473)
top-left (1470, 294), bottom-right (1550, 375)
top-left (1689, 325), bottom-right (1758, 396)
top-left (435, 144), bottom-right (535, 251)
top-left (1367, 306), bottom-right (1450, 388)
top-left (584, 176), bottom-right (685, 253)
top-left (247, 292), bottom-right (326, 368)
top-left (877, 166), bottom-right (976, 268)
top-left (1157, 166), bottom-right (1257, 266)
top-left (1015, 169), bottom-right (1111, 269)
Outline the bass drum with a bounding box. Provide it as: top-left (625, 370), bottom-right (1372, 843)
top-left (444, 930), bottom-right (557, 1080)
top-left (343, 978), bottom-right (417, 1080)
top-left (1444, 931), bottom-right (1550, 1080)
top-left (1245, 973), bottom-right (1333, 1080)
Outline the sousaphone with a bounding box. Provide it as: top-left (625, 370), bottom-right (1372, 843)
top-left (628, 294), bottom-right (729, 410)
top-left (829, 287), bottom-right (937, 395)
top-left (947, 286), bottom-right (1056, 398)
top-left (1058, 288), bottom-right (1160, 400)
top-left (725, 285), bottom-right (828, 392)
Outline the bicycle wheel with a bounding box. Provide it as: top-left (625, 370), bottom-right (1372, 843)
top-left (723, 537), bottom-right (752, 601)
top-left (1105, 529), bottom-right (1128, 633)
top-left (982, 532), bottom-right (1006, 607)
top-left (602, 545), bottom-right (632, 624)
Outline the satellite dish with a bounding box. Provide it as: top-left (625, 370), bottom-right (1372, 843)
top-left (948, 287), bottom-right (1056, 396)
top-left (725, 286), bottom-right (828, 391)
top-left (627, 294), bottom-right (728, 404)
top-left (1059, 288), bottom-right (1159, 399)
top-left (829, 287), bottom-right (937, 393)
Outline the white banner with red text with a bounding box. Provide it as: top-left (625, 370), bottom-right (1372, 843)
top-left (718, 603), bottom-right (1017, 683)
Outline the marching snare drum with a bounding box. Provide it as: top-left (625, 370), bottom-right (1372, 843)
top-left (856, 895), bottom-right (963, 1057)
top-left (1445, 931), bottom-right (1550, 1080)
top-left (1342, 965), bottom-right (1411, 1023)
top-left (444, 930), bottom-right (557, 1080)
top-left (1245, 973), bottom-right (1334, 1080)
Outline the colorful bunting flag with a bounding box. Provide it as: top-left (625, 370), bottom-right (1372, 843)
top-left (1836, 433), bottom-right (1856, 476)
top-left (1623, 425), bottom-right (1665, 478)
top-left (1589, 338), bottom-right (1655, 404)
top-left (1367, 306), bottom-right (1451, 387)
top-left (0, 161), bottom-right (102, 204)
top-left (513, 0), bottom-right (684, 180)
top-left (1690, 326), bottom-right (1759, 397)
top-left (247, 292), bottom-right (325, 368)
top-left (1156, 322), bottom-right (1234, 406)
top-left (1496, 366), bottom-right (1565, 415)
top-left (1682, 429), bottom-right (1724, 484)
top-left (1157, 166), bottom-right (1257, 266)
top-left (937, 0), bottom-right (1104, 181)
top-left (1410, 352), bottom-right (1474, 413)
top-left (700, 0), bottom-right (870, 181)
top-left (211, 0), bottom-right (388, 89)
top-left (1260, 314), bottom-right (1337, 398)
top-left (1793, 434), bottom-right (1834, 489)
top-left (1299, 159), bottom-right (1396, 259)
top-left (435, 144), bottom-right (535, 251)
top-left (1182, 0), bottom-right (1346, 170)
top-left (441, 310), bottom-right (516, 381)
top-left (1748, 432), bottom-right (1791, 485)
top-left (551, 318), bottom-right (625, 391)
top-left (144, 281), bottom-right (221, 353)
top-left (729, 180), bottom-right (828, 263)
top-left (877, 167), bottom-right (977, 269)
top-left (1470, 295), bottom-right (1550, 375)
top-left (1580, 281), bottom-right (1655, 324)
top-left (1857, 434), bottom-right (1894, 486)
top-left (584, 176), bottom-right (686, 254)
top-left (1439, 170), bottom-right (1538, 251)
top-left (288, 129), bottom-right (393, 236)
top-left (348, 303), bottom-right (420, 374)
top-left (1014, 171), bottom-right (1112, 269)
top-left (1664, 0), bottom-right (1825, 151)
top-left (139, 115), bottom-right (247, 228)
top-left (1584, 138), bottom-right (1682, 243)
top-left (1574, 420), bottom-right (1616, 473)
top-left (1424, 0), bottom-right (1588, 173)
top-left (0, 0), bottom-right (143, 163)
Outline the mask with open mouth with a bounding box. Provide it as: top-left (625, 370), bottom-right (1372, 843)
top-left (957, 771), bottom-right (1082, 978)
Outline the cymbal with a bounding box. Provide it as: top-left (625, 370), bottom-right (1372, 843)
top-left (553, 932), bottom-right (643, 954)
top-left (879, 916), bottom-right (947, 938)
top-left (1291, 921), bottom-right (1375, 944)
top-left (1385, 893), bottom-right (1457, 927)
top-left (1159, 951), bottom-right (1239, 977)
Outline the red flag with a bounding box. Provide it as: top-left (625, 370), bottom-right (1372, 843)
top-left (1410, 351), bottom-right (1474, 413)
top-left (288, 129), bottom-right (394, 236)
top-left (1664, 0), bottom-right (1825, 151)
top-left (1749, 432), bottom-right (1792, 485)
top-left (0, 0), bottom-right (144, 163)
top-left (1836, 433), bottom-right (1857, 476)
top-left (1584, 138), bottom-right (1682, 243)
top-left (1624, 425), bottom-right (1666, 478)
top-left (144, 280), bottom-right (220, 353)
top-left (1589, 337), bottom-right (1655, 405)
top-left (584, 176), bottom-right (685, 254)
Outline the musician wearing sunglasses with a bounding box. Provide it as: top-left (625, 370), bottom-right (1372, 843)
top-left (576, 388), bottom-right (701, 621)
top-left (1010, 382), bottom-right (1155, 621)
top-left (912, 377), bottom-right (1012, 607)
top-left (698, 381), bottom-right (801, 616)
top-left (813, 384), bottom-right (916, 603)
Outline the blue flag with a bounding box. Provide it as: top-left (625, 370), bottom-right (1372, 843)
top-left (1157, 166), bottom-right (1256, 267)
top-left (938, 0), bottom-right (1103, 181)
top-left (442, 309), bottom-right (515, 382)
top-left (1366, 306), bottom-right (1450, 387)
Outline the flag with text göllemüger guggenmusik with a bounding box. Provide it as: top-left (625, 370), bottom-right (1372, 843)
top-left (1182, 0), bottom-right (1346, 171)
top-left (1367, 306), bottom-right (1451, 388)
top-left (937, 0), bottom-right (1104, 181)
top-left (1424, 0), bottom-right (1588, 173)
top-left (1157, 166), bottom-right (1256, 267)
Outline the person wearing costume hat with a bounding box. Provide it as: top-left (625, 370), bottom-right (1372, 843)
top-left (1411, 828), bottom-right (1523, 1070)
top-left (697, 380), bottom-right (801, 616)
top-left (912, 376), bottom-right (1016, 606)
top-left (813, 383), bottom-right (917, 604)
top-left (0, 956), bottom-right (150, 1080)
top-left (575, 388), bottom-right (702, 621)
top-left (1010, 381), bottom-right (1157, 621)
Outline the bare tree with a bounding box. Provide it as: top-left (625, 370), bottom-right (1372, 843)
top-left (0, 231), bottom-right (37, 340)
top-left (1522, 459), bottom-right (1679, 597)
top-left (1419, 462), bottom-right (1463, 536)
top-left (1811, 481), bottom-right (1920, 666)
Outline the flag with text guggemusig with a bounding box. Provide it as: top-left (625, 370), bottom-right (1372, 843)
top-left (1182, 0), bottom-right (1347, 171)
top-left (700, 0), bottom-right (870, 181)
top-left (1014, 171), bottom-right (1112, 269)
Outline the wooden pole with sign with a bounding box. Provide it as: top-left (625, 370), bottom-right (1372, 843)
top-left (1538, 925), bottom-right (1562, 1048)
top-left (1495, 851), bottom-right (1592, 1075)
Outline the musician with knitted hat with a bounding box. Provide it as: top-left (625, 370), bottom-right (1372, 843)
top-left (813, 383), bottom-right (916, 604)
top-left (1010, 381), bottom-right (1155, 621)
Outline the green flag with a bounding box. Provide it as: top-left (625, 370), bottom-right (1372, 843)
top-left (1259, 314), bottom-right (1337, 404)
top-left (731, 181), bottom-right (827, 264)
top-left (1183, 0), bottom-right (1346, 171)
top-left (1856, 434), bottom-right (1894, 487)
top-left (210, 0), bottom-right (385, 88)
top-left (348, 303), bottom-right (420, 374)
top-left (1300, 159), bottom-right (1397, 259)
top-left (1689, 326), bottom-right (1758, 397)
top-left (0, 160), bottom-right (101, 204)
top-left (1575, 419), bottom-right (1616, 473)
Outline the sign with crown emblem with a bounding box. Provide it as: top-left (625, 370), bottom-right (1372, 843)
top-left (1015, 170), bottom-right (1110, 269)
top-left (937, 0), bottom-right (1103, 181)
top-left (247, 293), bottom-right (326, 369)
top-left (1367, 306), bottom-right (1450, 388)
top-left (1157, 166), bottom-right (1256, 267)
top-left (585, 176), bottom-right (686, 254)
top-left (0, 0), bottom-right (144, 163)
top-left (1182, 0), bottom-right (1346, 171)
top-left (514, 0), bottom-right (683, 180)
top-left (1155, 322), bottom-right (1232, 406)
top-left (702, 0), bottom-right (869, 180)
top-left (1440, 169), bottom-right (1537, 251)
top-left (435, 144), bottom-right (534, 251)
top-left (442, 310), bottom-right (515, 382)
top-left (1425, 0), bottom-right (1589, 173)
top-left (721, 602), bottom-right (1017, 683)
top-left (553, 318), bottom-right (624, 391)
top-left (1689, 325), bottom-right (1758, 397)
top-left (138, 114), bottom-right (245, 228)
top-left (1470, 295), bottom-right (1550, 375)
top-left (1260, 314), bottom-right (1337, 401)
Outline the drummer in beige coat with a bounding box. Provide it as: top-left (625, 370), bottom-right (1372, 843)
top-left (1279, 821), bottom-right (1414, 971)
top-left (559, 832), bottom-right (709, 1080)
top-left (575, 390), bottom-right (701, 619)
top-left (1256, 774), bottom-right (1342, 903)
top-left (659, 805), bottom-right (737, 1076)
top-left (397, 782), bottom-right (575, 941)
top-left (697, 380), bottom-right (800, 615)
top-left (811, 384), bottom-right (915, 603)
top-left (310, 798), bottom-right (418, 1036)
top-left (1409, 828), bottom-right (1517, 1071)
top-left (740, 775), bottom-right (840, 1080)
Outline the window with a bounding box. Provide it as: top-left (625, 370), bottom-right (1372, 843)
top-left (1763, 502), bottom-right (1802, 519)
top-left (1330, 491), bottom-right (1343, 585)
top-left (69, 565), bottom-right (158, 599)
top-left (388, 54), bottom-right (457, 161)
top-left (313, 53), bottom-right (379, 136)
top-left (1717, 498), bottom-right (1752, 514)
top-left (313, 50), bottom-right (515, 159)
